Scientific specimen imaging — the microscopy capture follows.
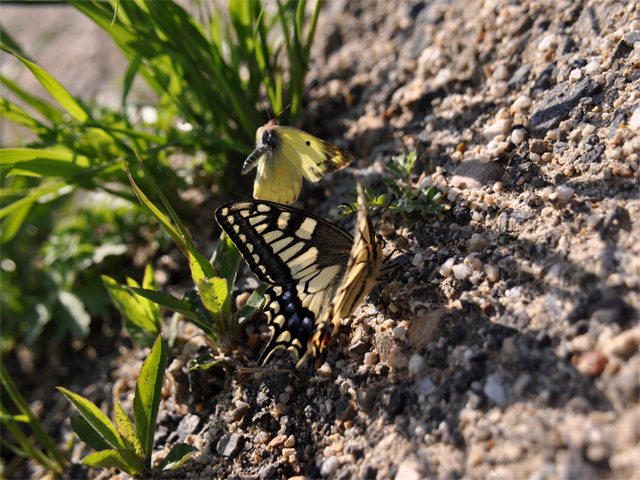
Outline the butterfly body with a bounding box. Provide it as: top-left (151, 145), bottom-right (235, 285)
top-left (216, 180), bottom-right (384, 366)
top-left (242, 121), bottom-right (354, 205)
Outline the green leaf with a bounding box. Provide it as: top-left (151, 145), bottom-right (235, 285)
top-left (235, 284), bottom-right (267, 332)
top-left (69, 414), bottom-right (113, 453)
top-left (133, 334), bottom-right (166, 458)
top-left (124, 286), bottom-right (198, 322)
top-left (1, 74), bottom-right (65, 125)
top-left (0, 148), bottom-right (92, 178)
top-left (114, 400), bottom-right (143, 457)
top-left (142, 263), bottom-right (161, 322)
top-left (158, 443), bottom-right (198, 471)
top-left (198, 277), bottom-right (228, 329)
top-left (188, 241), bottom-right (216, 288)
top-left (0, 97), bottom-right (54, 135)
top-left (382, 178), bottom-right (403, 198)
top-left (56, 291), bottom-right (91, 339)
top-left (81, 449), bottom-right (148, 477)
top-left (57, 387), bottom-right (125, 450)
top-left (186, 354), bottom-right (231, 372)
top-left (124, 159), bottom-right (187, 256)
top-left (0, 43), bottom-right (89, 123)
top-left (102, 275), bottom-right (159, 348)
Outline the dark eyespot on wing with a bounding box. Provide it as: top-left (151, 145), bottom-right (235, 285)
top-left (306, 141), bottom-right (311, 146)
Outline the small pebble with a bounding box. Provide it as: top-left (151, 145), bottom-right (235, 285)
top-left (440, 257), bottom-right (456, 277)
top-left (529, 139), bottom-right (547, 154)
top-left (284, 434), bottom-right (296, 447)
top-left (538, 34), bottom-right (557, 51)
top-left (484, 264), bottom-right (500, 282)
top-left (278, 393), bottom-right (290, 404)
top-left (378, 223), bottom-right (396, 238)
top-left (585, 60), bottom-right (600, 73)
top-left (318, 362), bottom-right (332, 376)
top-left (467, 233), bottom-right (490, 252)
top-left (554, 185), bottom-right (574, 200)
top-left (574, 350), bottom-right (608, 377)
top-left (569, 68), bottom-right (582, 82)
top-left (511, 95), bottom-right (532, 111)
top-left (282, 448), bottom-right (295, 458)
top-left (273, 403), bottom-right (289, 417)
top-left (393, 326), bottom-right (407, 339)
top-left (408, 354), bottom-right (426, 376)
top-left (412, 253), bottom-right (424, 267)
top-left (320, 457), bottom-right (339, 476)
top-left (511, 129), bottom-right (527, 145)
top-left (364, 352), bottom-right (378, 366)
top-left (268, 434), bottom-right (287, 448)
top-left (452, 263), bottom-right (471, 280)
top-left (387, 346), bottom-right (408, 369)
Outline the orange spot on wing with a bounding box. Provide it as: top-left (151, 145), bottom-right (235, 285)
top-left (276, 166), bottom-right (287, 177)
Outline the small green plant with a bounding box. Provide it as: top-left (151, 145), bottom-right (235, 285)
top-left (58, 334), bottom-right (196, 476)
top-left (1, 362), bottom-right (69, 478)
top-left (338, 152), bottom-right (445, 228)
top-left (102, 154), bottom-right (265, 353)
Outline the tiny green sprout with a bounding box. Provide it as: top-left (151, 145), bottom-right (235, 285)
top-left (338, 187), bottom-right (389, 217)
top-left (386, 151), bottom-right (417, 183)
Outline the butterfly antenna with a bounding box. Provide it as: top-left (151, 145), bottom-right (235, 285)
top-left (274, 102), bottom-right (294, 121)
top-left (339, 202), bottom-right (357, 217)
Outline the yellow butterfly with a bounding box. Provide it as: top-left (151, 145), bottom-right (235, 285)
top-left (242, 109), bottom-right (354, 205)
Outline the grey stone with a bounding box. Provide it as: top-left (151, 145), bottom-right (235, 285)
top-left (217, 432), bottom-right (244, 457)
top-left (529, 78), bottom-right (601, 136)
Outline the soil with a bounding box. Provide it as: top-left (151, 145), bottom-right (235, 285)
top-left (1, 1), bottom-right (639, 480)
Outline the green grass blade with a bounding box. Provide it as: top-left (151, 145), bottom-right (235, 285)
top-left (0, 43), bottom-right (89, 123)
top-left (188, 241), bottom-right (216, 288)
top-left (133, 334), bottom-right (167, 459)
top-left (131, 151), bottom-right (192, 244)
top-left (1, 200), bottom-right (33, 243)
top-left (1, 74), bottom-right (64, 125)
top-left (0, 97), bottom-right (53, 135)
top-left (0, 148), bottom-right (92, 178)
top-left (124, 159), bottom-right (188, 256)
top-left (57, 387), bottom-right (125, 450)
top-left (69, 414), bottom-right (113, 452)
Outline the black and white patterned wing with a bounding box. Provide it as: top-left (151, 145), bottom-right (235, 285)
top-left (215, 199), bottom-right (354, 362)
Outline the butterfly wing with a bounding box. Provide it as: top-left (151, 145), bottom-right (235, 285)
top-left (276, 126), bottom-right (354, 182)
top-left (308, 178), bottom-right (384, 358)
top-left (215, 200), bottom-right (354, 362)
top-left (253, 151), bottom-right (303, 205)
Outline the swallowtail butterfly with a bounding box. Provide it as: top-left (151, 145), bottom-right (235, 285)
top-left (215, 179), bottom-right (383, 366)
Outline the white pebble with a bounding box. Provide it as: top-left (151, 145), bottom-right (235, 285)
top-left (320, 457), bottom-right (339, 476)
top-left (505, 286), bottom-right (522, 302)
top-left (569, 69), bottom-right (582, 82)
top-left (512, 95), bottom-right (532, 111)
top-left (511, 129), bottom-right (526, 145)
top-left (412, 253), bottom-right (424, 267)
top-left (393, 327), bottom-right (407, 340)
top-left (318, 362), bottom-right (332, 376)
top-left (418, 176), bottom-right (433, 189)
top-left (582, 124), bottom-right (596, 136)
top-left (493, 64), bottom-right (509, 80)
top-left (538, 34), bottom-right (557, 51)
top-left (484, 264), bottom-right (500, 282)
top-left (585, 214), bottom-right (601, 229)
top-left (554, 185), bottom-right (574, 200)
top-left (440, 257), bottom-right (456, 277)
top-left (628, 108), bottom-right (640, 132)
top-left (484, 119), bottom-right (512, 140)
top-left (585, 60), bottom-right (600, 73)
top-left (408, 354), bottom-right (426, 376)
top-left (452, 263), bottom-right (471, 280)
top-left (447, 188), bottom-right (462, 202)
